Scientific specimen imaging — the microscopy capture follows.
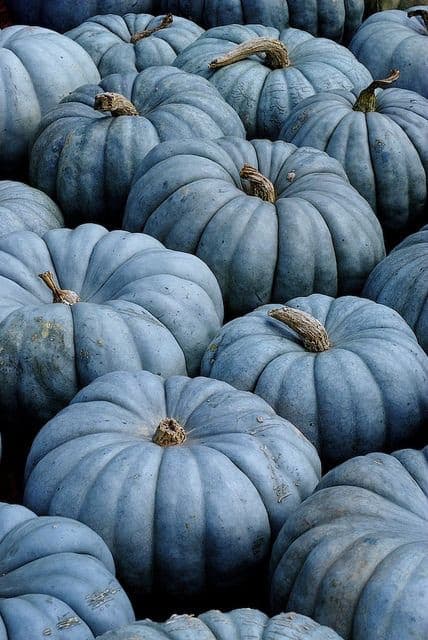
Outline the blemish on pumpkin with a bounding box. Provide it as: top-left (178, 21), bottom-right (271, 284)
top-left (56, 617), bottom-right (81, 630)
top-left (208, 343), bottom-right (218, 352)
top-left (86, 586), bottom-right (120, 609)
top-left (252, 535), bottom-right (265, 556)
top-left (256, 416), bottom-right (264, 423)
top-left (275, 483), bottom-right (290, 503)
top-left (42, 629), bottom-right (52, 636)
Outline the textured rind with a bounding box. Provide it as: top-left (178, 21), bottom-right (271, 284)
top-left (0, 224), bottom-right (223, 428)
top-left (173, 24), bottom-right (372, 138)
top-left (0, 25), bottom-right (100, 177)
top-left (350, 6), bottom-right (428, 98)
top-left (0, 502), bottom-right (134, 639)
top-left (67, 13), bottom-right (204, 77)
top-left (29, 66), bottom-right (245, 227)
top-left (123, 137), bottom-right (385, 316)
top-left (201, 294), bottom-right (428, 466)
top-left (24, 371), bottom-right (321, 609)
top-left (279, 88), bottom-right (428, 235)
top-left (96, 609), bottom-right (343, 639)
top-left (0, 180), bottom-right (63, 238)
top-left (363, 225), bottom-right (428, 352)
top-left (270, 446), bottom-right (428, 640)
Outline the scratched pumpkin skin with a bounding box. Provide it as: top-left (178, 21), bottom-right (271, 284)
top-left (0, 502), bottom-right (134, 639)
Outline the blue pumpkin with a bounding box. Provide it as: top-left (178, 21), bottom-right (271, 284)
top-left (24, 370), bottom-right (321, 612)
top-left (67, 13), bottom-right (204, 77)
top-left (0, 502), bottom-right (134, 638)
top-left (30, 67), bottom-right (245, 227)
top-left (270, 446), bottom-right (428, 640)
top-left (0, 25), bottom-right (100, 178)
top-left (201, 294), bottom-right (428, 466)
top-left (0, 180), bottom-right (63, 238)
top-left (173, 24), bottom-right (373, 138)
top-left (0, 224), bottom-right (223, 430)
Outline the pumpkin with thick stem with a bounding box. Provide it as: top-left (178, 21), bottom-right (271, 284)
top-left (350, 6), bottom-right (428, 98)
top-left (279, 71), bottom-right (428, 240)
top-left (0, 180), bottom-right (63, 238)
top-left (29, 66), bottom-right (245, 228)
top-left (123, 137), bottom-right (385, 317)
top-left (201, 294), bottom-right (428, 467)
top-left (24, 370), bottom-right (321, 614)
top-left (173, 24), bottom-right (372, 139)
top-left (67, 13), bottom-right (204, 77)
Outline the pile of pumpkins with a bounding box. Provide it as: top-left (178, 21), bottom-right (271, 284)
top-left (0, 1), bottom-right (427, 639)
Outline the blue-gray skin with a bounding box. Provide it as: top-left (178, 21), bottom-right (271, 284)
top-left (29, 66), bottom-right (245, 228)
top-left (270, 446), bottom-right (428, 640)
top-left (160, 0), bottom-right (364, 42)
top-left (5, 0), bottom-right (156, 32)
top-left (0, 502), bottom-right (134, 639)
top-left (0, 180), bottom-right (63, 238)
top-left (24, 371), bottom-right (321, 610)
top-left (0, 224), bottom-right (223, 429)
top-left (363, 225), bottom-right (428, 353)
top-left (96, 609), bottom-right (344, 639)
top-left (123, 137), bottom-right (385, 317)
top-left (0, 26), bottom-right (100, 179)
top-left (280, 87), bottom-right (428, 235)
top-left (67, 13), bottom-right (204, 77)
top-left (350, 7), bottom-right (428, 98)
top-left (201, 294), bottom-right (428, 466)
top-left (173, 24), bottom-right (373, 139)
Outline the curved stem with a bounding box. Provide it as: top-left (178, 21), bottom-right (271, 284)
top-left (408, 10), bottom-right (428, 29)
top-left (153, 418), bottom-right (186, 447)
top-left (209, 38), bottom-right (289, 71)
top-left (353, 69), bottom-right (400, 113)
top-left (94, 92), bottom-right (139, 117)
top-left (39, 272), bottom-right (80, 305)
top-left (240, 164), bottom-right (276, 203)
top-left (268, 307), bottom-right (330, 352)
top-left (130, 14), bottom-right (173, 43)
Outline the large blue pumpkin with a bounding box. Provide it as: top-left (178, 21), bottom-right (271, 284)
top-left (173, 24), bottom-right (373, 138)
top-left (279, 77), bottom-right (428, 238)
top-left (0, 25), bottom-right (100, 178)
top-left (270, 446), bottom-right (428, 640)
top-left (24, 370), bottom-right (321, 612)
top-left (97, 609), bottom-right (343, 639)
top-left (123, 137), bottom-right (385, 317)
top-left (0, 224), bottom-right (223, 430)
top-left (350, 7), bottom-right (428, 98)
top-left (5, 0), bottom-right (156, 32)
top-left (67, 13), bottom-right (204, 77)
top-left (0, 502), bottom-right (134, 638)
top-left (30, 67), bottom-right (245, 227)
top-left (201, 294), bottom-right (428, 466)
top-left (0, 180), bottom-right (63, 238)
top-left (363, 224), bottom-right (428, 352)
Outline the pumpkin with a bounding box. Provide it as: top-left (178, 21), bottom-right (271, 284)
top-left (29, 67), bottom-right (245, 228)
top-left (123, 137), bottom-right (385, 317)
top-left (0, 224), bottom-right (223, 432)
top-left (279, 72), bottom-right (428, 238)
top-left (270, 446), bottom-right (428, 640)
top-left (67, 13), bottom-right (204, 77)
top-left (350, 7), bottom-right (428, 98)
top-left (173, 24), bottom-right (373, 138)
top-left (201, 294), bottom-right (428, 467)
top-left (0, 180), bottom-right (63, 238)
top-left (0, 25), bottom-right (100, 178)
top-left (160, 0), bottom-right (364, 42)
top-left (5, 0), bottom-right (156, 32)
top-left (96, 609), bottom-right (343, 639)
top-left (363, 224), bottom-right (428, 352)
top-left (0, 501), bottom-right (134, 638)
top-left (24, 370), bottom-right (321, 613)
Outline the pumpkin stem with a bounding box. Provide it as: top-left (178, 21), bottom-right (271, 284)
top-left (209, 38), bottom-right (289, 71)
top-left (153, 418), bottom-right (186, 447)
top-left (94, 92), bottom-right (139, 117)
top-left (268, 307), bottom-right (330, 352)
top-left (39, 271), bottom-right (80, 306)
top-left (240, 164), bottom-right (276, 203)
top-left (130, 13), bottom-right (174, 43)
top-left (408, 10), bottom-right (428, 29)
top-left (353, 69), bottom-right (400, 113)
